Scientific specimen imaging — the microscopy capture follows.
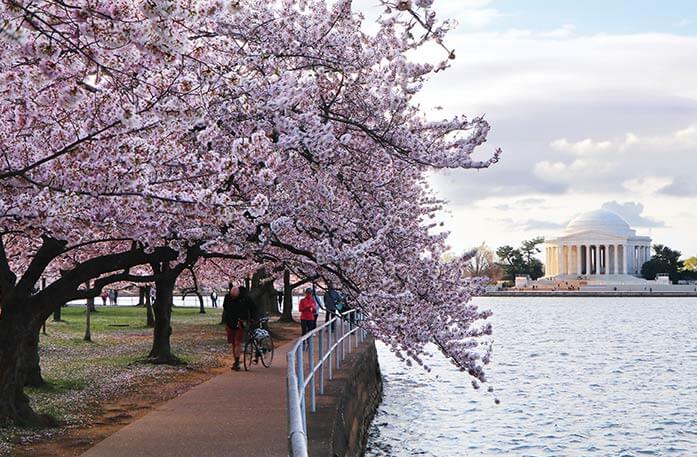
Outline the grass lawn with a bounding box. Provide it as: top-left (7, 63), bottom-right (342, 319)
top-left (0, 305), bottom-right (230, 456)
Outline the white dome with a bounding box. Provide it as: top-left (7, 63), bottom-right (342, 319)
top-left (565, 209), bottom-right (633, 236)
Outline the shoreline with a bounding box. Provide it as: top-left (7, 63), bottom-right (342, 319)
top-left (484, 291), bottom-right (697, 297)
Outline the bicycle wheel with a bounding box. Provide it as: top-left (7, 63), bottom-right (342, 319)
top-left (259, 336), bottom-right (275, 368)
top-left (243, 339), bottom-right (255, 371)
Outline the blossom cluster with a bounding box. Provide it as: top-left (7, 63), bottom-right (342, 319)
top-left (1, 0), bottom-right (499, 380)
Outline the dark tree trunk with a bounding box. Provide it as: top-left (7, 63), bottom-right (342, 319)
top-left (0, 308), bottom-right (53, 425)
top-left (138, 286), bottom-right (146, 307)
top-left (84, 295), bottom-right (93, 342)
top-left (52, 305), bottom-right (61, 322)
top-left (251, 269), bottom-right (281, 317)
top-left (86, 297), bottom-right (96, 312)
top-left (23, 327), bottom-right (44, 387)
top-left (148, 267), bottom-right (182, 365)
top-left (197, 291), bottom-right (205, 314)
top-left (281, 269), bottom-right (294, 322)
top-left (145, 286), bottom-right (155, 328)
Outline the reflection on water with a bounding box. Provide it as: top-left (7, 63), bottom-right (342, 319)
top-left (366, 297), bottom-right (697, 456)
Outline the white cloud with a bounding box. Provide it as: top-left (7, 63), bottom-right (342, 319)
top-left (459, 8), bottom-right (501, 28)
top-left (623, 177), bottom-right (674, 194)
top-left (550, 138), bottom-right (614, 156)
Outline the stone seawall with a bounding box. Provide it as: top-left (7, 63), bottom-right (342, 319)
top-left (486, 291), bottom-right (697, 297)
top-left (308, 338), bottom-right (383, 457)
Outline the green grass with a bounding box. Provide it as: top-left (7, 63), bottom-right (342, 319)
top-left (0, 305), bottom-right (232, 457)
top-left (48, 305), bottom-right (214, 335)
top-left (25, 377), bottom-right (87, 395)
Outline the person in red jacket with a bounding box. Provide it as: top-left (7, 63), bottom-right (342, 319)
top-left (299, 288), bottom-right (317, 336)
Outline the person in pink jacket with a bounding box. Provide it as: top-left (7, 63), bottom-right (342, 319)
top-left (299, 288), bottom-right (317, 336)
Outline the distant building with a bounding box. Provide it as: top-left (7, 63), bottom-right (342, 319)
top-left (544, 209), bottom-right (652, 279)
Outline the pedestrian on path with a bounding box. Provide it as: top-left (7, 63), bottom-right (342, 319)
top-left (299, 288), bottom-right (317, 337)
top-left (101, 291), bottom-right (108, 306)
top-left (323, 281), bottom-right (343, 331)
top-left (223, 284), bottom-right (251, 371)
top-left (210, 290), bottom-right (218, 308)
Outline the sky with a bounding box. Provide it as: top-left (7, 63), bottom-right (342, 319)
top-left (355, 0), bottom-right (697, 258)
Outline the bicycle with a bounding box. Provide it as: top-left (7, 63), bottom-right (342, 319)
top-left (243, 315), bottom-right (275, 370)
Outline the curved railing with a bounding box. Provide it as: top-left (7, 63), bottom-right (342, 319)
top-left (287, 309), bottom-right (368, 456)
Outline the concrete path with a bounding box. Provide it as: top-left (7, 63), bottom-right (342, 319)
top-left (81, 341), bottom-right (294, 457)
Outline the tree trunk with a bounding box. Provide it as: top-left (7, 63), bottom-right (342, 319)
top-left (145, 286), bottom-right (155, 328)
top-left (138, 286), bottom-right (146, 307)
top-left (197, 291), bottom-right (205, 314)
top-left (84, 295), bottom-right (93, 342)
top-left (0, 309), bottom-right (54, 425)
top-left (281, 269), bottom-right (294, 322)
top-left (52, 305), bottom-right (61, 322)
top-left (23, 327), bottom-right (44, 387)
top-left (86, 297), bottom-right (96, 313)
top-left (148, 269), bottom-right (182, 365)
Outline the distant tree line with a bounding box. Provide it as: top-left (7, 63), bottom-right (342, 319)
top-left (641, 245), bottom-right (697, 283)
top-left (495, 237), bottom-right (545, 281)
top-left (454, 238), bottom-right (545, 283)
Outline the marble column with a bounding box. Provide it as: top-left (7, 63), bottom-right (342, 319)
top-left (586, 245), bottom-right (591, 275)
top-left (614, 244), bottom-right (619, 275)
top-left (576, 246), bottom-right (582, 276)
top-left (557, 245), bottom-right (563, 276)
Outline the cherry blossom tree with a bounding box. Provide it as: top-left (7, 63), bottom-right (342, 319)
top-left (0, 0), bottom-right (500, 424)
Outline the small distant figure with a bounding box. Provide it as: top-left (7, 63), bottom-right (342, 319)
top-left (276, 290), bottom-right (284, 313)
top-left (299, 288), bottom-right (317, 337)
top-left (210, 290), bottom-right (218, 308)
top-left (113, 289), bottom-right (119, 306)
top-left (323, 281), bottom-right (343, 331)
top-left (108, 289), bottom-right (116, 306)
top-left (149, 286), bottom-right (156, 305)
top-left (101, 291), bottom-right (108, 306)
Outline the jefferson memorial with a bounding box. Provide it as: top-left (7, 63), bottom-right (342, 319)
top-left (544, 209), bottom-right (652, 279)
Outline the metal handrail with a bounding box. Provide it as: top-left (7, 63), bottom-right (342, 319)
top-left (287, 309), bottom-right (369, 456)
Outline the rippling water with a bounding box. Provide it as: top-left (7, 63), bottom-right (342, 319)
top-left (365, 297), bottom-right (697, 457)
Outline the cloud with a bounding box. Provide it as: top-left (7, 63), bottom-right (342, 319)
top-left (518, 219), bottom-right (567, 231)
top-left (658, 177), bottom-right (697, 196)
top-left (459, 8), bottom-right (501, 28)
top-left (600, 201), bottom-right (666, 227)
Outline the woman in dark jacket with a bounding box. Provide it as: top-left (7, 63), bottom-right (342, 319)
top-left (222, 285), bottom-right (252, 371)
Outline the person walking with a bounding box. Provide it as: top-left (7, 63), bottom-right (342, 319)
top-left (101, 291), bottom-right (108, 307)
top-left (113, 289), bottom-right (119, 306)
top-left (210, 290), bottom-right (218, 308)
top-left (322, 281), bottom-right (342, 331)
top-left (223, 284), bottom-right (252, 371)
top-left (299, 288), bottom-right (317, 337)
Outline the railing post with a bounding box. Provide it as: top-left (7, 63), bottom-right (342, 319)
top-left (328, 322), bottom-right (334, 379)
top-left (348, 316), bottom-right (352, 353)
top-left (309, 336), bottom-right (316, 413)
top-left (336, 318), bottom-right (342, 369)
top-left (341, 317), bottom-right (346, 361)
top-left (287, 350), bottom-right (308, 457)
top-left (319, 327), bottom-right (325, 395)
top-left (297, 347), bottom-right (306, 435)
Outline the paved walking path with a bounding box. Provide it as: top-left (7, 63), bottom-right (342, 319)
top-left (81, 340), bottom-right (295, 457)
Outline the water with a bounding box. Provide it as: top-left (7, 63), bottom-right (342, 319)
top-left (366, 297), bottom-right (697, 457)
